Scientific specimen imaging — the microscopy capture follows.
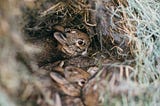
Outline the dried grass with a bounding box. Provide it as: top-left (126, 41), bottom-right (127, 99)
top-left (0, 0), bottom-right (160, 106)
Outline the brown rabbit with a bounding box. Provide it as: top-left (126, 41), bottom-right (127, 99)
top-left (50, 65), bottom-right (90, 97)
top-left (54, 26), bottom-right (91, 56)
top-left (82, 59), bottom-right (134, 106)
top-left (49, 64), bottom-right (91, 106)
top-left (30, 64), bottom-right (91, 106)
top-left (32, 26), bottom-right (90, 67)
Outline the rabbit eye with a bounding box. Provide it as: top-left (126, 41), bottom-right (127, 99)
top-left (78, 79), bottom-right (86, 87)
top-left (77, 39), bottom-right (85, 46)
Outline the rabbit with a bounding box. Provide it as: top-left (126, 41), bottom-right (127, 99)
top-left (31, 25), bottom-right (91, 67)
top-left (82, 59), bottom-right (134, 106)
top-left (50, 64), bottom-right (91, 97)
top-left (49, 64), bottom-right (91, 106)
top-left (53, 25), bottom-right (91, 57)
top-left (29, 64), bottom-right (90, 106)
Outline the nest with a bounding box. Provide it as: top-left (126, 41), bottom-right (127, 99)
top-left (23, 0), bottom-right (134, 61)
top-left (1, 0), bottom-right (160, 106)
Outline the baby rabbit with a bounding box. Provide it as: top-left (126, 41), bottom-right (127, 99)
top-left (50, 64), bottom-right (91, 106)
top-left (33, 26), bottom-right (90, 67)
top-left (50, 64), bottom-right (90, 97)
top-left (54, 26), bottom-right (91, 56)
top-left (31, 64), bottom-right (91, 106)
top-left (82, 59), bottom-right (134, 106)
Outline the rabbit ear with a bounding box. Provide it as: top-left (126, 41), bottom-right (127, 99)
top-left (50, 72), bottom-right (80, 96)
top-left (50, 72), bottom-right (68, 84)
top-left (54, 32), bottom-right (67, 45)
top-left (54, 25), bottom-right (65, 32)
